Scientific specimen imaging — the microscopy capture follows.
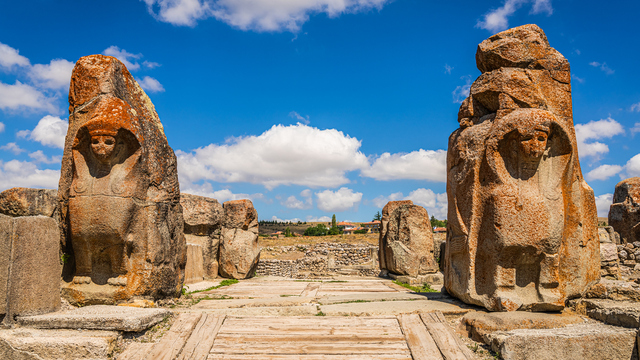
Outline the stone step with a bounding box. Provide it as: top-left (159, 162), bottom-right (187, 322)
top-left (0, 328), bottom-right (119, 360)
top-left (17, 305), bottom-right (170, 332)
top-left (574, 298), bottom-right (640, 328)
top-left (485, 322), bottom-right (637, 360)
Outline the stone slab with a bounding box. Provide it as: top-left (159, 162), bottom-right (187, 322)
top-left (574, 298), bottom-right (640, 328)
top-left (389, 272), bottom-right (444, 286)
top-left (319, 299), bottom-right (473, 316)
top-left (0, 328), bottom-right (119, 360)
top-left (460, 311), bottom-right (586, 342)
top-left (191, 297), bottom-right (313, 309)
top-left (485, 322), bottom-right (637, 360)
top-left (317, 292), bottom-right (440, 305)
top-left (17, 305), bottom-right (169, 332)
top-left (184, 243), bottom-right (205, 284)
top-left (585, 278), bottom-right (640, 301)
top-left (182, 280), bottom-right (221, 293)
top-left (180, 305), bottom-right (318, 316)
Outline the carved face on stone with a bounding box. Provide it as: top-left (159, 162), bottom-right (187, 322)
top-left (519, 127), bottom-right (548, 160)
top-left (90, 135), bottom-right (117, 164)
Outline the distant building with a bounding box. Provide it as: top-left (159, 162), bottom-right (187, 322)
top-left (433, 227), bottom-right (446, 233)
top-left (360, 220), bottom-right (381, 234)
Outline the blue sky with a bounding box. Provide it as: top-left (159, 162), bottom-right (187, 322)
top-left (0, 0), bottom-right (638, 222)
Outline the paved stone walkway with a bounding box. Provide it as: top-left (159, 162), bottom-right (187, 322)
top-left (119, 277), bottom-right (478, 359)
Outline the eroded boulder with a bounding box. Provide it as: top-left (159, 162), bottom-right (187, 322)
top-left (0, 188), bottom-right (58, 219)
top-left (59, 55), bottom-right (186, 305)
top-left (444, 24), bottom-right (599, 312)
top-left (609, 177), bottom-right (640, 245)
top-left (218, 200), bottom-right (260, 279)
top-left (379, 200), bottom-right (438, 277)
top-left (181, 193), bottom-right (223, 279)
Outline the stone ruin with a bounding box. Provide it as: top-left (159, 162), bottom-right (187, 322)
top-left (609, 177), bottom-right (640, 245)
top-left (444, 24), bottom-right (600, 311)
top-left (58, 55), bottom-right (186, 305)
top-left (379, 200), bottom-right (438, 278)
top-left (181, 194), bottom-right (261, 282)
top-left (0, 188), bottom-right (60, 325)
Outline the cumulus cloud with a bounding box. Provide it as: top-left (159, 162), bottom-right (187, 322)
top-left (29, 59), bottom-right (74, 90)
top-left (0, 122), bottom-right (4, 133)
top-left (177, 123), bottom-right (368, 189)
top-left (452, 76), bottom-right (471, 103)
top-left (19, 115), bottom-right (68, 148)
top-left (631, 103), bottom-right (640, 112)
top-left (143, 0), bottom-right (391, 31)
top-left (571, 74), bottom-right (585, 84)
top-left (28, 150), bottom-right (61, 164)
top-left (631, 123), bottom-right (640, 136)
top-left (103, 46), bottom-right (142, 71)
top-left (143, 61), bottom-right (161, 69)
top-left (281, 189), bottom-right (313, 209)
top-left (477, 0), bottom-right (553, 33)
top-left (361, 149), bottom-right (447, 182)
top-left (371, 192), bottom-right (403, 208)
top-left (0, 160), bottom-right (59, 191)
top-left (0, 142), bottom-right (25, 155)
top-left (585, 164), bottom-right (623, 182)
top-left (315, 187), bottom-right (362, 212)
top-left (0, 81), bottom-right (58, 113)
top-left (136, 76), bottom-right (165, 93)
top-left (289, 111), bottom-right (309, 125)
top-left (306, 215), bottom-right (332, 222)
top-left (574, 117), bottom-right (624, 159)
top-left (181, 182), bottom-right (264, 203)
top-left (404, 188), bottom-right (448, 219)
top-left (0, 42), bottom-right (30, 69)
top-left (595, 193), bottom-right (613, 218)
top-left (271, 215), bottom-right (303, 223)
top-left (589, 61), bottom-right (614, 75)
top-left (626, 154), bottom-right (640, 178)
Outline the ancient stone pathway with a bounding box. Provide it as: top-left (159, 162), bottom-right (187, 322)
top-left (118, 277), bottom-right (478, 359)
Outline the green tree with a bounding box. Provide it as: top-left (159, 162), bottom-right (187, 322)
top-left (373, 211), bottom-right (382, 222)
top-left (430, 216), bottom-right (447, 228)
top-left (331, 214), bottom-right (337, 228)
top-left (284, 226), bottom-right (294, 237)
top-left (304, 224), bottom-right (328, 236)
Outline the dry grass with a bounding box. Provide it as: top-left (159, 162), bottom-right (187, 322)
top-left (260, 233), bottom-right (378, 247)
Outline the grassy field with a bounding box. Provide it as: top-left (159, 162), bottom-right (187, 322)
top-left (259, 233), bottom-right (378, 247)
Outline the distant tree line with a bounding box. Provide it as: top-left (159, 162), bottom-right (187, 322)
top-left (430, 216), bottom-right (447, 228)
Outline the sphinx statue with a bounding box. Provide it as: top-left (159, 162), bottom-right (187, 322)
top-left (444, 25), bottom-right (599, 311)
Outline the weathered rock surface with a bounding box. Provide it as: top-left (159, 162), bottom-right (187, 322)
top-left (609, 177), bottom-right (640, 244)
top-left (58, 55), bottom-right (186, 305)
top-left (0, 214), bottom-right (60, 325)
top-left (0, 188), bottom-right (58, 219)
top-left (460, 311), bottom-right (585, 342)
top-left (17, 305), bottom-right (169, 332)
top-left (445, 24), bottom-right (599, 312)
top-left (218, 200), bottom-right (260, 279)
top-left (584, 278), bottom-right (640, 302)
top-left (0, 328), bottom-right (119, 360)
top-left (571, 298), bottom-right (640, 329)
top-left (379, 200), bottom-right (438, 277)
top-left (485, 323), bottom-right (637, 360)
top-left (185, 243), bottom-right (205, 284)
top-left (181, 193), bottom-right (223, 279)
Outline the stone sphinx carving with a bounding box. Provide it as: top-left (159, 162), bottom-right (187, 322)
top-left (444, 25), bottom-right (599, 311)
top-left (59, 55), bottom-right (186, 305)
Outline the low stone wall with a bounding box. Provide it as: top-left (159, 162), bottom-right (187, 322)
top-left (257, 242), bottom-right (379, 278)
top-left (618, 242), bottom-right (640, 270)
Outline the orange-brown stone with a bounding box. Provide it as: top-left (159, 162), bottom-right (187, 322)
top-left (218, 200), bottom-right (260, 279)
top-left (609, 177), bottom-right (640, 245)
top-left (444, 24), bottom-right (599, 312)
top-left (59, 55), bottom-right (185, 305)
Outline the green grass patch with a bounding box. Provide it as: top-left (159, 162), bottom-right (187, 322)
top-left (393, 280), bottom-right (438, 293)
top-left (280, 294), bottom-right (298, 297)
top-left (185, 278), bottom-right (239, 295)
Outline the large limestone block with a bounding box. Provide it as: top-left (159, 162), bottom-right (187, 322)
top-left (219, 200), bottom-right (260, 279)
top-left (0, 188), bottom-right (58, 219)
top-left (609, 177), bottom-right (640, 244)
top-left (379, 200), bottom-right (438, 277)
top-left (445, 24), bottom-right (599, 312)
top-left (181, 193), bottom-right (223, 278)
top-left (59, 55), bottom-right (186, 305)
top-left (185, 243), bottom-right (205, 284)
top-left (0, 214), bottom-right (61, 325)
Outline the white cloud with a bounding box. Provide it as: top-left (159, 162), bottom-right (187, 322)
top-left (28, 150), bottom-right (61, 164)
top-left (103, 46), bottom-right (142, 71)
top-left (0, 42), bottom-right (30, 69)
top-left (625, 154), bottom-right (640, 178)
top-left (315, 187), bottom-right (362, 212)
top-left (0, 143), bottom-right (25, 155)
top-left (631, 103), bottom-right (640, 112)
top-left (574, 117), bottom-right (624, 159)
top-left (571, 74), bottom-right (585, 84)
top-left (477, 0), bottom-right (553, 33)
top-left (585, 164), bottom-right (623, 182)
top-left (631, 123), bottom-right (640, 136)
top-left (289, 111), bottom-right (309, 125)
top-left (0, 160), bottom-right (59, 191)
top-left (444, 64), bottom-right (453, 74)
top-left (404, 188), bottom-right (448, 219)
top-left (0, 122), bottom-right (4, 133)
top-left (181, 182), bottom-right (264, 203)
top-left (371, 192), bottom-right (403, 208)
top-left (595, 193), bottom-right (613, 218)
top-left (29, 59), bottom-right (74, 90)
top-left (452, 76), bottom-right (472, 103)
top-left (19, 115), bottom-right (68, 148)
top-left (143, 61), bottom-right (161, 69)
top-left (306, 215), bottom-right (332, 222)
top-left (589, 61), bottom-right (614, 75)
top-left (136, 76), bottom-right (165, 93)
top-left (0, 81), bottom-right (58, 113)
top-left (361, 149), bottom-right (447, 182)
top-left (143, 0), bottom-right (391, 31)
top-left (270, 215), bottom-right (303, 223)
top-left (281, 189), bottom-right (313, 209)
top-left (177, 123), bottom-right (368, 190)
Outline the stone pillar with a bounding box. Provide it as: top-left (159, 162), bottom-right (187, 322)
top-left (181, 193), bottom-right (224, 280)
top-left (219, 200), bottom-right (260, 279)
top-left (609, 177), bottom-right (640, 245)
